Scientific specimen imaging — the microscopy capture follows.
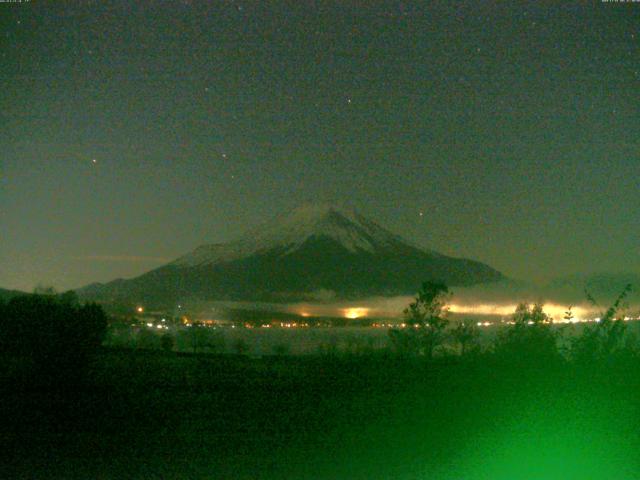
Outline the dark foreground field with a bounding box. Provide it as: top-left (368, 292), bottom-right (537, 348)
top-left (2, 348), bottom-right (640, 479)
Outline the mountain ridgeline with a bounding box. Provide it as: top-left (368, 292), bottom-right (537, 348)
top-left (79, 205), bottom-right (503, 304)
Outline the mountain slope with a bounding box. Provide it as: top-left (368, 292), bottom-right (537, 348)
top-left (78, 204), bottom-right (503, 304)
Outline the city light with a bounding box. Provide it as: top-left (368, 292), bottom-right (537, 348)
top-left (342, 307), bottom-right (370, 319)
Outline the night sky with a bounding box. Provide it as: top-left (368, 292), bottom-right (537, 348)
top-left (2, 1), bottom-right (639, 292)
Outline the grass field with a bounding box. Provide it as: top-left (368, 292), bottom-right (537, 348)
top-left (2, 347), bottom-right (640, 479)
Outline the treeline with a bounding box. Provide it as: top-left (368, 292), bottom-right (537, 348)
top-left (388, 281), bottom-right (636, 365)
top-left (1, 282), bottom-right (637, 374)
top-left (0, 290), bottom-right (108, 386)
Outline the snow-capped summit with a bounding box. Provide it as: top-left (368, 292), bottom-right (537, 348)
top-left (172, 203), bottom-right (418, 267)
top-left (79, 204), bottom-right (504, 304)
top-left (245, 202), bottom-right (392, 253)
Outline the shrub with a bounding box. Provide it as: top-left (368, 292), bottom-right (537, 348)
top-left (272, 343), bottom-right (290, 356)
top-left (451, 319), bottom-right (480, 356)
top-left (571, 284), bottom-right (633, 364)
top-left (136, 327), bottom-right (158, 349)
top-left (388, 327), bottom-right (420, 357)
top-left (160, 333), bottom-right (175, 352)
top-left (232, 338), bottom-right (249, 355)
top-left (493, 303), bottom-right (560, 364)
top-left (317, 335), bottom-right (339, 357)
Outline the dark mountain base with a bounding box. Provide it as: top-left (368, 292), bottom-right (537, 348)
top-left (80, 237), bottom-right (502, 304)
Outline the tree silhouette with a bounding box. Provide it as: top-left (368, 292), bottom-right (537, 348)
top-left (0, 291), bottom-right (107, 385)
top-left (389, 281), bottom-right (451, 359)
top-left (493, 302), bottom-right (559, 363)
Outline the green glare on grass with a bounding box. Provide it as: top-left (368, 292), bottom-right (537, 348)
top-left (458, 432), bottom-right (635, 479)
top-left (435, 399), bottom-right (640, 480)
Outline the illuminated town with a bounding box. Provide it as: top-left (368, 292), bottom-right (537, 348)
top-left (127, 302), bottom-right (640, 331)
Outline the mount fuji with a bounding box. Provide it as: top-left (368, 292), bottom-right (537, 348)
top-left (79, 204), bottom-right (503, 304)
